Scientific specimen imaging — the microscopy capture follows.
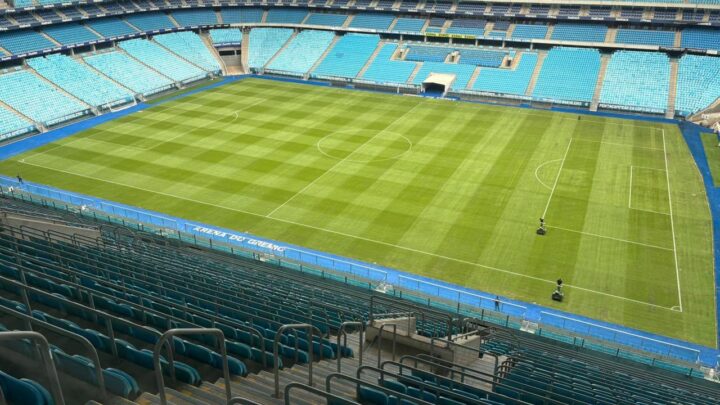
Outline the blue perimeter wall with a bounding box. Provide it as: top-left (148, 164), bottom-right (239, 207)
top-left (0, 75), bottom-right (718, 366)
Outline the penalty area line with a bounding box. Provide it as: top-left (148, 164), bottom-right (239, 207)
top-left (17, 160), bottom-right (680, 312)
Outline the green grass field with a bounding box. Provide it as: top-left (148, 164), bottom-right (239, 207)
top-left (0, 78), bottom-right (716, 347)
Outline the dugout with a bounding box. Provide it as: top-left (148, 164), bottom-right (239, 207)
top-left (421, 73), bottom-right (456, 97)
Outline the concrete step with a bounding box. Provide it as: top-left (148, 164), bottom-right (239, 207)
top-left (590, 54), bottom-right (611, 111)
top-left (524, 51), bottom-right (547, 96)
top-left (357, 41), bottom-right (385, 79)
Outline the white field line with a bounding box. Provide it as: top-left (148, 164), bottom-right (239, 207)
top-left (573, 137), bottom-right (664, 151)
top-left (548, 225), bottom-right (673, 251)
top-left (534, 159), bottom-right (561, 190)
top-left (629, 165), bottom-right (633, 210)
top-left (542, 137), bottom-right (573, 219)
top-left (265, 102), bottom-right (422, 218)
top-left (17, 159), bottom-right (680, 312)
top-left (661, 128), bottom-right (683, 312)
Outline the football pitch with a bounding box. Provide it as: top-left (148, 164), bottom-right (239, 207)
top-left (0, 78), bottom-right (716, 347)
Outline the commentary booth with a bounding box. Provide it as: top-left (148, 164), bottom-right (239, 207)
top-left (421, 73), bottom-right (456, 97)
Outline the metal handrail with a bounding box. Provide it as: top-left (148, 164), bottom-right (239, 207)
top-left (429, 335), bottom-right (500, 371)
top-left (414, 353), bottom-right (496, 384)
top-left (273, 324), bottom-right (322, 398)
top-left (377, 323), bottom-right (397, 368)
top-left (0, 305), bottom-right (107, 402)
top-left (228, 397), bottom-right (262, 405)
top-left (325, 373), bottom-right (435, 405)
top-left (153, 328), bottom-right (232, 405)
top-left (0, 331), bottom-right (65, 405)
top-left (284, 382), bottom-right (359, 405)
top-left (337, 321), bottom-right (364, 372)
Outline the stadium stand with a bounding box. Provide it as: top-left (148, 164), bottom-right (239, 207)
top-left (600, 51), bottom-right (670, 113)
top-left (119, 38), bottom-right (207, 83)
top-left (446, 18), bottom-right (486, 37)
top-left (412, 61), bottom-right (476, 90)
top-left (0, 105), bottom-right (34, 140)
top-left (532, 47), bottom-right (601, 104)
top-left (171, 9), bottom-right (219, 26)
top-left (510, 24), bottom-right (548, 40)
top-left (34, 10), bottom-right (62, 23)
top-left (86, 17), bottom-right (140, 38)
top-left (460, 48), bottom-right (508, 67)
top-left (551, 23), bottom-right (608, 42)
top-left (125, 12), bottom-right (176, 31)
top-left (266, 29), bottom-right (335, 74)
top-left (349, 12), bottom-right (394, 30)
top-left (153, 31), bottom-right (221, 74)
top-left (84, 50), bottom-right (175, 97)
top-left (265, 8), bottom-right (308, 24)
top-left (472, 52), bottom-right (538, 96)
top-left (360, 43), bottom-right (417, 84)
top-left (391, 17), bottom-right (425, 33)
top-left (209, 28), bottom-right (242, 46)
top-left (312, 33), bottom-right (380, 78)
top-left (0, 70), bottom-right (89, 126)
top-left (42, 24), bottom-right (101, 46)
top-left (27, 53), bottom-right (134, 109)
top-left (675, 54), bottom-right (720, 116)
top-left (0, 30), bottom-right (56, 55)
top-left (248, 28), bottom-right (294, 69)
top-left (456, 1), bottom-right (485, 14)
top-left (681, 27), bottom-right (720, 50)
top-left (220, 7), bottom-right (264, 24)
top-left (305, 12), bottom-right (349, 27)
top-left (615, 28), bottom-right (675, 47)
top-left (405, 44), bottom-right (450, 62)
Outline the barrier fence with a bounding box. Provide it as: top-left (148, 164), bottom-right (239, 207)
top-left (0, 176), bottom-right (711, 368)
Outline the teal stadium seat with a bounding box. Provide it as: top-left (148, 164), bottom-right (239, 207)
top-left (599, 51), bottom-right (670, 113)
top-left (119, 38), bottom-right (207, 83)
top-left (472, 52), bottom-right (538, 95)
top-left (84, 51), bottom-right (175, 97)
top-left (675, 54), bottom-right (720, 115)
top-left (312, 33), bottom-right (380, 78)
top-left (248, 28), bottom-right (294, 69)
top-left (361, 43), bottom-right (417, 85)
top-left (532, 47), bottom-right (600, 103)
top-left (267, 30), bottom-right (336, 74)
top-left (209, 28), bottom-right (243, 46)
top-left (154, 32), bottom-right (222, 74)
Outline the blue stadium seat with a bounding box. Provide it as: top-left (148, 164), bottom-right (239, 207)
top-left (267, 30), bottom-right (336, 74)
top-left (248, 28), bottom-right (294, 69)
top-left (361, 43), bottom-right (417, 85)
top-left (265, 8), bottom-right (308, 24)
top-left (0, 30), bottom-right (56, 55)
top-left (43, 24), bottom-right (100, 46)
top-left (312, 33), bottom-right (380, 78)
top-left (305, 13), bottom-right (349, 26)
top-left (349, 13), bottom-right (395, 30)
top-left (119, 38), bottom-right (207, 83)
top-left (171, 9), bottom-right (218, 26)
top-left (0, 106), bottom-right (35, 141)
top-left (125, 12), bottom-right (176, 31)
top-left (615, 29), bottom-right (675, 47)
top-left (675, 54), bottom-right (720, 115)
top-left (472, 52), bottom-right (538, 96)
top-left (681, 28), bottom-right (720, 50)
top-left (532, 47), bottom-right (600, 103)
top-left (392, 18), bottom-right (426, 33)
top-left (220, 7), bottom-right (263, 24)
top-left (84, 51), bottom-right (175, 97)
top-left (511, 24), bottom-right (548, 40)
top-left (87, 17), bottom-right (140, 38)
top-left (153, 32), bottom-right (221, 74)
top-left (551, 23), bottom-right (608, 42)
top-left (600, 51), bottom-right (670, 113)
top-left (209, 28), bottom-right (243, 46)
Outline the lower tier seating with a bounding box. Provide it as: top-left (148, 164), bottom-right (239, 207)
top-left (84, 50), bottom-right (175, 97)
top-left (472, 52), bottom-right (538, 96)
top-left (153, 32), bottom-right (222, 74)
top-left (532, 47), bottom-right (600, 104)
top-left (119, 38), bottom-right (207, 84)
top-left (361, 43), bottom-right (417, 85)
top-left (312, 33), bottom-right (381, 78)
top-left (267, 29), bottom-right (335, 74)
top-left (248, 28), bottom-right (294, 69)
top-left (675, 54), bottom-right (720, 115)
top-left (599, 51), bottom-right (670, 113)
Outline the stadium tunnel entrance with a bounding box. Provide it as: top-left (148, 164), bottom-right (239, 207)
top-left (422, 73), bottom-right (456, 98)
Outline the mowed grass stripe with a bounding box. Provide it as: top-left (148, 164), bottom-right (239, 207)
top-left (2, 78), bottom-right (715, 346)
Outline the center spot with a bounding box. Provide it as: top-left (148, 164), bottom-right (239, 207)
top-left (317, 129), bottom-right (413, 163)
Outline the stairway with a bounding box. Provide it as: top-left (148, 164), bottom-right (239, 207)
top-left (590, 54), bottom-right (611, 111)
top-left (466, 66), bottom-right (482, 90)
top-left (263, 31), bottom-right (298, 70)
top-left (356, 41), bottom-right (385, 79)
top-left (153, 39), bottom-right (210, 74)
top-left (0, 99), bottom-right (39, 130)
top-left (674, 30), bottom-right (682, 48)
top-left (666, 58), bottom-right (678, 119)
top-left (407, 63), bottom-right (423, 83)
top-left (544, 24), bottom-right (554, 40)
top-left (75, 54), bottom-right (137, 97)
top-left (200, 32), bottom-right (229, 75)
top-left (306, 34), bottom-right (339, 76)
top-left (524, 51), bottom-right (547, 96)
top-left (166, 13), bottom-right (181, 28)
top-left (26, 67), bottom-right (95, 114)
top-left (605, 27), bottom-right (617, 43)
top-left (119, 47), bottom-right (177, 87)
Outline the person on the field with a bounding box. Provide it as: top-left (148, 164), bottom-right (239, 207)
top-left (16, 174), bottom-right (23, 185)
top-left (494, 296), bottom-right (500, 311)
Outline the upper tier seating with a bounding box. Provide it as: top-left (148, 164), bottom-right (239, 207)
top-left (405, 45), bottom-right (450, 62)
top-left (0, 105), bottom-right (35, 140)
top-left (305, 12), bottom-right (349, 26)
top-left (0, 70), bottom-right (89, 126)
top-left (675, 54), bottom-right (720, 115)
top-left (43, 24), bottom-right (101, 46)
top-left (84, 50), bottom-right (175, 97)
top-left (27, 53), bottom-right (133, 109)
top-left (248, 28), bottom-right (294, 69)
top-left (171, 9), bottom-right (219, 26)
top-left (681, 27), bottom-right (720, 50)
top-left (599, 51), bottom-right (669, 113)
top-left (119, 38), bottom-right (207, 83)
top-left (532, 47), bottom-right (600, 103)
top-left (87, 17), bottom-right (140, 38)
top-left (125, 12), bottom-right (176, 31)
top-left (446, 18), bottom-right (486, 37)
top-left (153, 31), bottom-right (221, 74)
top-left (375, 0), bottom-right (396, 9)
top-left (349, 12), bottom-right (395, 30)
top-left (511, 24), bottom-right (548, 40)
top-left (265, 8), bottom-right (308, 24)
top-left (361, 43), bottom-right (417, 84)
top-left (313, 33), bottom-right (380, 78)
top-left (220, 7), bottom-right (264, 24)
top-left (35, 10), bottom-right (62, 23)
top-left (615, 29), bottom-right (675, 47)
top-left (0, 30), bottom-right (56, 55)
top-left (267, 29), bottom-right (335, 74)
top-left (551, 23), bottom-right (608, 42)
top-left (472, 52), bottom-right (538, 96)
top-left (460, 48), bottom-right (507, 67)
top-left (412, 61), bottom-right (476, 90)
top-left (456, 1), bottom-right (485, 14)
top-left (392, 17), bottom-right (425, 33)
top-left (209, 28), bottom-right (243, 46)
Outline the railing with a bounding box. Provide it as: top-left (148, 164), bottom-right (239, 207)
top-left (429, 335), bottom-right (500, 372)
top-left (377, 323), bottom-right (397, 368)
top-left (273, 323), bottom-right (322, 398)
top-left (284, 382), bottom-right (359, 405)
top-left (539, 311), bottom-right (701, 363)
top-left (153, 328), bottom-right (232, 405)
top-left (0, 305), bottom-right (107, 402)
top-left (325, 373), bottom-right (435, 405)
top-left (337, 321), bottom-right (364, 372)
top-left (0, 331), bottom-right (65, 405)
top-left (228, 397), bottom-right (262, 405)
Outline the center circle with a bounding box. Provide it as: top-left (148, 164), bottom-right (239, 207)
top-left (317, 129), bottom-right (413, 163)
